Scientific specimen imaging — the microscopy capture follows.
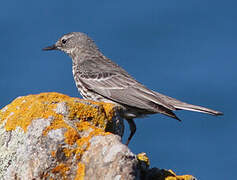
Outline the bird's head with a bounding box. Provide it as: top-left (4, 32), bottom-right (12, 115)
top-left (43, 32), bottom-right (98, 55)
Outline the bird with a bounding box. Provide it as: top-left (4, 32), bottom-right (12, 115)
top-left (43, 32), bottom-right (223, 145)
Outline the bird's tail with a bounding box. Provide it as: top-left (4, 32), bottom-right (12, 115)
top-left (154, 92), bottom-right (223, 116)
top-left (173, 102), bottom-right (223, 115)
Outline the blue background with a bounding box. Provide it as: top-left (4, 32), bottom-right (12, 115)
top-left (0, 1), bottom-right (235, 179)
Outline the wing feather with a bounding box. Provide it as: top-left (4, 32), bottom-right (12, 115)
top-left (79, 71), bottom-right (176, 112)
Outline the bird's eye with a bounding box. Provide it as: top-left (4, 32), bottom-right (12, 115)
top-left (62, 39), bottom-right (67, 44)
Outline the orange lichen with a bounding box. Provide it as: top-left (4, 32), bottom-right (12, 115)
top-left (0, 93), bottom-right (67, 131)
top-left (51, 163), bottom-right (70, 178)
top-left (73, 122), bottom-right (111, 160)
top-left (75, 162), bottom-right (85, 180)
top-left (0, 92), bottom-right (115, 133)
top-left (64, 127), bottom-right (80, 145)
top-left (43, 118), bottom-right (69, 136)
top-left (49, 122), bottom-right (110, 180)
top-left (137, 152), bottom-right (150, 167)
top-left (51, 150), bottom-right (56, 158)
top-left (63, 147), bottom-right (77, 157)
top-left (165, 170), bottom-right (195, 180)
top-left (67, 100), bottom-right (115, 130)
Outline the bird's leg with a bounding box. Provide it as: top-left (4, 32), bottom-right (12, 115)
top-left (125, 118), bottom-right (136, 145)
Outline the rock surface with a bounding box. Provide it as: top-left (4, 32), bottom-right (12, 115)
top-left (0, 92), bottom-right (197, 180)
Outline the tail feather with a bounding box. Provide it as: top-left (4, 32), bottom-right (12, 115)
top-left (146, 101), bottom-right (181, 121)
top-left (174, 103), bottom-right (223, 116)
top-left (153, 91), bottom-right (223, 116)
top-left (163, 109), bottom-right (181, 121)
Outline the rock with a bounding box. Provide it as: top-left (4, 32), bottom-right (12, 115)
top-left (0, 92), bottom-right (197, 180)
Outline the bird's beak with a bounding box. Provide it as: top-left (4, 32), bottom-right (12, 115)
top-left (42, 44), bottom-right (58, 51)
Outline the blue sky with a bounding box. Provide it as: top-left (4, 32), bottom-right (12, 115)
top-left (0, 0), bottom-right (236, 179)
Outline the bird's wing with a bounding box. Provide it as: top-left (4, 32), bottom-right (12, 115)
top-left (79, 71), bottom-right (176, 112)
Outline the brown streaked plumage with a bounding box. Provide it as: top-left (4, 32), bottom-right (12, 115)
top-left (43, 32), bottom-right (223, 145)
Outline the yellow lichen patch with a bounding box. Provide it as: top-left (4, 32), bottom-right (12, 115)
top-left (94, 101), bottom-right (116, 120)
top-left (75, 162), bottom-right (85, 180)
top-left (137, 152), bottom-right (150, 167)
top-left (0, 92), bottom-right (115, 133)
top-left (165, 170), bottom-right (195, 180)
top-left (51, 163), bottom-right (70, 178)
top-left (63, 147), bottom-right (77, 157)
top-left (75, 121), bottom-right (110, 136)
top-left (43, 118), bottom-right (69, 136)
top-left (64, 127), bottom-right (80, 145)
top-left (73, 122), bottom-right (111, 160)
top-left (51, 150), bottom-right (56, 158)
top-left (0, 93), bottom-right (69, 131)
top-left (67, 101), bottom-right (114, 130)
